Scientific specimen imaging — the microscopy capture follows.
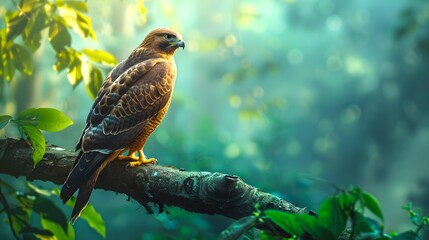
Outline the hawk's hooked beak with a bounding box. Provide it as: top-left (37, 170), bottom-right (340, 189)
top-left (175, 40), bottom-right (185, 49)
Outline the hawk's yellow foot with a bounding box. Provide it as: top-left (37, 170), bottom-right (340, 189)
top-left (118, 150), bottom-right (157, 167)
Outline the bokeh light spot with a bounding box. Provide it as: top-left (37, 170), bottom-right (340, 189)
top-left (345, 57), bottom-right (366, 75)
top-left (326, 15), bottom-right (343, 31)
top-left (225, 143), bottom-right (241, 159)
top-left (288, 49), bottom-right (303, 64)
top-left (229, 95), bottom-right (242, 108)
top-left (286, 139), bottom-right (302, 156)
top-left (341, 104), bottom-right (362, 124)
top-left (314, 137), bottom-right (336, 155)
top-left (224, 34), bottom-right (237, 47)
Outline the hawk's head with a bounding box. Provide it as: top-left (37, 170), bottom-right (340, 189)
top-left (140, 28), bottom-right (185, 55)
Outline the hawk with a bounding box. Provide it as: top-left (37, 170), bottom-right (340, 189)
top-left (60, 28), bottom-right (185, 222)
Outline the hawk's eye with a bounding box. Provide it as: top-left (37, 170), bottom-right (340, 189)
top-left (163, 34), bottom-right (174, 41)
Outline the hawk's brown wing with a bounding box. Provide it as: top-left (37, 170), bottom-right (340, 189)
top-left (80, 58), bottom-right (175, 153)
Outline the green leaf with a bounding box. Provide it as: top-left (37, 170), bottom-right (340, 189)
top-left (361, 191), bottom-right (384, 221)
top-left (21, 124), bottom-right (45, 166)
top-left (10, 206), bottom-right (31, 236)
top-left (41, 218), bottom-right (75, 240)
top-left (19, 0), bottom-right (45, 13)
top-left (66, 49), bottom-right (83, 86)
top-left (65, 197), bottom-right (106, 238)
top-left (49, 21), bottom-right (71, 52)
top-left (24, 31), bottom-right (42, 53)
top-left (82, 62), bottom-right (104, 99)
top-left (58, 6), bottom-right (96, 39)
top-left (14, 109), bottom-right (69, 164)
top-left (0, 178), bottom-right (15, 192)
top-left (18, 108), bottom-right (74, 132)
top-left (6, 13), bottom-right (29, 41)
top-left (20, 226), bottom-right (53, 238)
top-left (0, 28), bottom-right (6, 56)
top-left (0, 115), bottom-right (13, 129)
top-left (260, 231), bottom-right (277, 240)
top-left (265, 210), bottom-right (304, 236)
top-left (11, 44), bottom-right (33, 76)
top-left (15, 190), bottom-right (70, 238)
top-left (21, 9), bottom-right (47, 52)
top-left (23, 8), bottom-right (48, 44)
top-left (26, 182), bottom-right (53, 197)
top-left (17, 124), bottom-right (26, 139)
top-left (3, 50), bottom-right (16, 81)
top-left (318, 196), bottom-right (347, 237)
top-left (391, 230), bottom-right (419, 240)
top-left (57, 0), bottom-right (88, 13)
top-left (404, 206), bottom-right (421, 227)
top-left (80, 203), bottom-right (106, 238)
top-left (33, 195), bottom-right (69, 233)
top-left (338, 191), bottom-right (356, 209)
top-left (54, 49), bottom-right (71, 72)
top-left (353, 212), bottom-right (383, 237)
top-left (354, 213), bottom-right (374, 233)
top-left (68, 60), bottom-right (83, 86)
top-left (75, 11), bottom-right (96, 39)
top-left (82, 48), bottom-right (117, 66)
top-left (297, 214), bottom-right (336, 240)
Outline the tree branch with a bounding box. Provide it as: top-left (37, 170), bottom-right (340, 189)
top-left (0, 138), bottom-right (321, 237)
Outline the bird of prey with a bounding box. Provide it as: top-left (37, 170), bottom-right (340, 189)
top-left (60, 28), bottom-right (185, 222)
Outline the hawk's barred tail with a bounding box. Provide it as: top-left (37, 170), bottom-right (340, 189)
top-left (60, 151), bottom-right (118, 222)
top-left (60, 151), bottom-right (106, 203)
top-left (70, 171), bottom-right (97, 223)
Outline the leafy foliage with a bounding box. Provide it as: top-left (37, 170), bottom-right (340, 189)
top-left (17, 108), bottom-right (74, 132)
top-left (0, 1), bottom-right (122, 239)
top-left (0, 180), bottom-right (105, 240)
top-left (399, 202), bottom-right (429, 239)
top-left (261, 186), bottom-right (384, 239)
top-left (20, 124), bottom-right (46, 166)
top-left (219, 187), bottom-right (428, 239)
top-left (1, 108), bottom-right (73, 165)
top-left (0, 115), bottom-right (13, 129)
top-left (0, 1), bottom-right (131, 239)
top-left (0, 0), bottom-right (117, 98)
top-left (220, 186), bottom-right (428, 240)
top-left (61, 192), bottom-right (107, 238)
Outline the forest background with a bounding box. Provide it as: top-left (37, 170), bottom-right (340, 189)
top-left (1, 0), bottom-right (428, 239)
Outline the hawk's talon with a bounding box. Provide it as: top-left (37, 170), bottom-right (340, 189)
top-left (129, 158), bottom-right (157, 167)
top-left (118, 150), bottom-right (157, 167)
